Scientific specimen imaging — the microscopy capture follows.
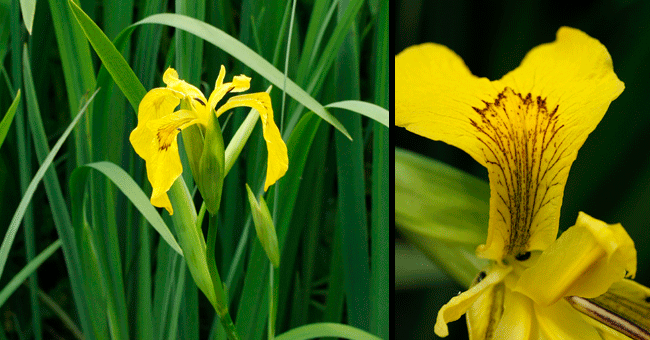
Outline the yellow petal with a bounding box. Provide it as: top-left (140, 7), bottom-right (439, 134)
top-left (396, 27), bottom-right (624, 260)
top-left (435, 265), bottom-right (511, 337)
top-left (216, 92), bottom-right (288, 191)
top-left (130, 88), bottom-right (183, 162)
top-left (131, 107), bottom-right (200, 215)
top-left (466, 281), bottom-right (505, 340)
top-left (491, 290), bottom-right (535, 339)
top-left (514, 212), bottom-right (636, 306)
top-left (534, 299), bottom-right (601, 340)
top-left (207, 65), bottom-right (251, 109)
top-left (567, 278), bottom-right (650, 340)
top-left (162, 67), bottom-right (207, 108)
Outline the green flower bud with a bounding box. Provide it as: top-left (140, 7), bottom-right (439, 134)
top-left (245, 184), bottom-right (280, 268)
top-left (198, 109), bottom-right (225, 215)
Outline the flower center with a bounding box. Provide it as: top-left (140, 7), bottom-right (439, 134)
top-left (155, 117), bottom-right (195, 151)
top-left (470, 87), bottom-right (563, 256)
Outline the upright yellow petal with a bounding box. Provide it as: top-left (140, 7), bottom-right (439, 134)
top-left (396, 27), bottom-right (624, 260)
top-left (216, 92), bottom-right (288, 191)
top-left (207, 65), bottom-right (251, 109)
top-left (514, 212), bottom-right (636, 306)
top-left (435, 265), bottom-right (511, 337)
top-left (162, 67), bottom-right (208, 111)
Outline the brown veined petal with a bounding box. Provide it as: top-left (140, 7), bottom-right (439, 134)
top-left (514, 212), bottom-right (636, 307)
top-left (132, 109), bottom-right (200, 214)
top-left (216, 92), bottom-right (288, 191)
top-left (131, 88), bottom-right (183, 162)
top-left (484, 26), bottom-right (625, 257)
top-left (434, 265), bottom-right (511, 338)
top-left (396, 27), bottom-right (624, 261)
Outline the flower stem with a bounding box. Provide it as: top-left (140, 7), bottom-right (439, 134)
top-left (219, 311), bottom-right (240, 340)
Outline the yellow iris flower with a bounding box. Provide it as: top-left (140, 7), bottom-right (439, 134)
top-left (130, 66), bottom-right (288, 215)
top-left (396, 27), bottom-right (637, 339)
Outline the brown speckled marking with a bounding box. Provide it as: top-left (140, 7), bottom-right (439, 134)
top-left (469, 87), bottom-right (564, 255)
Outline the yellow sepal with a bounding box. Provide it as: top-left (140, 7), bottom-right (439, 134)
top-left (216, 92), bottom-right (288, 191)
top-left (514, 212), bottom-right (636, 306)
top-left (435, 265), bottom-right (511, 337)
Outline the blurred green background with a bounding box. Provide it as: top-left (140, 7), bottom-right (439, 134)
top-left (395, 0), bottom-right (650, 338)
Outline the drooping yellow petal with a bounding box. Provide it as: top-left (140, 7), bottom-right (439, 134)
top-left (216, 92), bottom-right (288, 191)
top-left (435, 265), bottom-right (511, 337)
top-left (207, 65), bottom-right (251, 109)
top-left (534, 299), bottom-right (602, 340)
top-left (130, 106), bottom-right (201, 215)
top-left (131, 88), bottom-right (183, 164)
top-left (396, 27), bottom-right (624, 260)
top-left (491, 290), bottom-right (535, 339)
top-left (514, 212), bottom-right (636, 306)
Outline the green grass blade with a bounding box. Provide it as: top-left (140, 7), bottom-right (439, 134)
top-left (20, 70), bottom-right (99, 339)
top-left (47, 0), bottom-right (96, 165)
top-left (333, 0), bottom-right (369, 330)
top-left (0, 88), bottom-right (98, 280)
top-left (370, 1), bottom-right (388, 337)
top-left (19, 0), bottom-right (36, 34)
top-left (395, 148), bottom-right (489, 287)
top-left (69, 162), bottom-right (183, 256)
top-left (0, 89), bottom-right (20, 148)
top-left (131, 13), bottom-right (351, 140)
top-left (275, 323), bottom-right (382, 340)
top-left (285, 0), bottom-right (365, 136)
top-left (0, 240), bottom-right (61, 307)
top-left (325, 100), bottom-right (388, 127)
top-left (67, 0), bottom-right (146, 111)
top-left (166, 260), bottom-right (187, 340)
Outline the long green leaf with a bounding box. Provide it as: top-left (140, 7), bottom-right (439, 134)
top-left (333, 0), bottom-right (369, 330)
top-left (48, 0), bottom-right (96, 166)
top-left (395, 148), bottom-right (489, 287)
top-left (132, 13), bottom-right (351, 140)
top-left (67, 0), bottom-right (146, 111)
top-left (0, 89), bottom-right (20, 148)
top-left (19, 0), bottom-right (36, 34)
top-left (275, 323), bottom-right (382, 340)
top-left (325, 100), bottom-right (388, 127)
top-left (22, 43), bottom-right (97, 340)
top-left (69, 162), bottom-right (183, 256)
top-left (0, 88), bottom-right (98, 280)
top-left (0, 240), bottom-right (61, 307)
top-left (370, 1), bottom-right (388, 336)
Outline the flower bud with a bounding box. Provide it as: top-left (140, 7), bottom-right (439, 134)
top-left (198, 109), bottom-right (225, 215)
top-left (245, 184), bottom-right (280, 268)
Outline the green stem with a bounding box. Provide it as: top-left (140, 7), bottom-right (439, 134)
top-left (219, 311), bottom-right (240, 340)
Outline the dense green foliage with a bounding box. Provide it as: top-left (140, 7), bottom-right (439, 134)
top-left (0, 0), bottom-right (388, 339)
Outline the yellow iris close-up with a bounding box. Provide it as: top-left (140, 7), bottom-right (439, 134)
top-left (130, 66), bottom-right (288, 215)
top-left (396, 27), bottom-right (640, 339)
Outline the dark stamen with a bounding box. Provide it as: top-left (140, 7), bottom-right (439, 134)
top-left (476, 271), bottom-right (486, 283)
top-left (194, 97), bottom-right (206, 106)
top-left (515, 252), bottom-right (531, 261)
